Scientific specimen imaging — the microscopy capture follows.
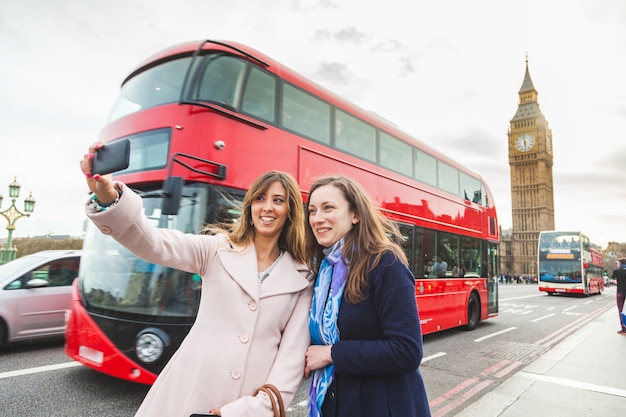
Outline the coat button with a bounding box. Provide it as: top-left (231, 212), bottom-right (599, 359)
top-left (239, 334), bottom-right (249, 343)
top-left (231, 369), bottom-right (241, 379)
top-left (99, 226), bottom-right (112, 234)
top-left (249, 302), bottom-right (258, 311)
top-left (329, 391), bottom-right (335, 399)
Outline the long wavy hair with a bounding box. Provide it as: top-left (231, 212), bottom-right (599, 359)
top-left (204, 171), bottom-right (306, 265)
top-left (304, 175), bottom-right (408, 303)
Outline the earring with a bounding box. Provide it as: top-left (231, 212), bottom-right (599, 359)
top-left (250, 218), bottom-right (254, 225)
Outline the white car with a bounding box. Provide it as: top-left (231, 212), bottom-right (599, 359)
top-left (0, 249), bottom-right (82, 344)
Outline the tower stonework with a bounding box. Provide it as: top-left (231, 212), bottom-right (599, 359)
top-left (507, 58), bottom-right (555, 276)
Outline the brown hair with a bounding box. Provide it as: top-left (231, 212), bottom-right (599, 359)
top-left (204, 171), bottom-right (306, 264)
top-left (305, 175), bottom-right (408, 303)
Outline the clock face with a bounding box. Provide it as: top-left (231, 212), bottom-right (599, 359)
top-left (515, 133), bottom-right (535, 152)
top-left (546, 135), bottom-right (552, 151)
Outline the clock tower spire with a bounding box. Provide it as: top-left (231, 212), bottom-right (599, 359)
top-left (506, 57), bottom-right (555, 277)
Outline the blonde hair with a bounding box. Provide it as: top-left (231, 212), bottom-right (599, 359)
top-left (204, 171), bottom-right (306, 264)
top-left (305, 175), bottom-right (408, 303)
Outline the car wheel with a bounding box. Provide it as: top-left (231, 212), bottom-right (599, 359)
top-left (0, 320), bottom-right (7, 344)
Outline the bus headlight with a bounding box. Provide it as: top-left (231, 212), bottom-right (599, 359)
top-left (135, 328), bottom-right (170, 364)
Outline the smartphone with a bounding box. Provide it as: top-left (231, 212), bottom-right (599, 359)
top-left (91, 138), bottom-right (130, 175)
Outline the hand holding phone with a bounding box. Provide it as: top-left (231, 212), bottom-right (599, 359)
top-left (91, 138), bottom-right (130, 176)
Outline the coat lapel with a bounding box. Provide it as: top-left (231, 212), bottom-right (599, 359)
top-left (218, 241), bottom-right (311, 301)
top-left (260, 254), bottom-right (311, 298)
top-left (218, 242), bottom-right (260, 301)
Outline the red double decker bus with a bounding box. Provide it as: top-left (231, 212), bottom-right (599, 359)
top-left (65, 40), bottom-right (499, 384)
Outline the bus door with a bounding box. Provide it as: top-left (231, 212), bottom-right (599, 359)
top-left (487, 242), bottom-right (498, 315)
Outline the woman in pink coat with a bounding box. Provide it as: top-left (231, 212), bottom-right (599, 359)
top-left (81, 146), bottom-right (313, 417)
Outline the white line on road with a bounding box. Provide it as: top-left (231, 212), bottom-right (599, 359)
top-left (499, 294), bottom-right (543, 301)
top-left (422, 352), bottom-right (447, 363)
top-left (518, 371), bottom-right (626, 398)
top-left (473, 327), bottom-right (517, 342)
top-left (0, 361), bottom-right (82, 380)
top-left (531, 313), bottom-right (556, 322)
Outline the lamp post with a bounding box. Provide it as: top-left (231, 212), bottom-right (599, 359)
top-left (0, 177), bottom-right (36, 265)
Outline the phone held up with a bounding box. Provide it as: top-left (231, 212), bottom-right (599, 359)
top-left (91, 138), bottom-right (131, 176)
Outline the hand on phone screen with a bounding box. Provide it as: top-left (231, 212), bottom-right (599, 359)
top-left (91, 138), bottom-right (130, 176)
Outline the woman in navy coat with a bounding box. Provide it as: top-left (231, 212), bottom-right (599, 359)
top-left (304, 175), bottom-right (431, 417)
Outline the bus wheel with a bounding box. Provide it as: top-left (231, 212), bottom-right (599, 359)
top-left (465, 293), bottom-right (480, 331)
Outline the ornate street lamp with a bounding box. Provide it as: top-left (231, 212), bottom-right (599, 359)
top-left (0, 177), bottom-right (36, 264)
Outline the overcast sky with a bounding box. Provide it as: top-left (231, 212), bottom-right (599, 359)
top-left (1, 0), bottom-right (625, 248)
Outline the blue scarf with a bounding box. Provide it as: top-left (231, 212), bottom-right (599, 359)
top-left (308, 239), bottom-right (348, 417)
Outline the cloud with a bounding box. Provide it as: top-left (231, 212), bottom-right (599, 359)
top-left (1, 0), bottom-right (625, 249)
top-left (313, 26), bottom-right (370, 44)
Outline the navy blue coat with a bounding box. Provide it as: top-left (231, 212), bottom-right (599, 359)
top-left (321, 251), bottom-right (431, 417)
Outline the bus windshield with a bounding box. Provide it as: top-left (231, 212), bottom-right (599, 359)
top-left (109, 57), bottom-right (193, 122)
top-left (539, 260), bottom-right (582, 283)
top-left (78, 184), bottom-right (241, 322)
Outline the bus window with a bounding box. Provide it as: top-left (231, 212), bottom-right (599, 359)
top-left (109, 57), bottom-right (192, 122)
top-left (438, 232), bottom-right (460, 277)
top-left (380, 131), bottom-right (412, 177)
top-left (396, 223), bottom-right (415, 277)
top-left (241, 67), bottom-right (276, 123)
top-left (282, 83), bottom-right (330, 143)
top-left (122, 128), bottom-right (170, 174)
top-left (460, 172), bottom-right (482, 205)
top-left (415, 150), bottom-right (436, 187)
top-left (438, 160), bottom-right (459, 196)
top-left (335, 110), bottom-right (375, 162)
top-left (418, 228), bottom-right (436, 278)
top-left (196, 55), bottom-right (246, 109)
top-left (582, 235), bottom-right (590, 252)
top-left (461, 236), bottom-right (481, 277)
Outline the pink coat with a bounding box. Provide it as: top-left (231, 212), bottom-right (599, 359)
top-left (86, 183), bottom-right (313, 417)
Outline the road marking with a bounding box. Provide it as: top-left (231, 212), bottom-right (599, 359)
top-left (499, 294), bottom-right (543, 301)
top-left (531, 313), bottom-right (556, 322)
top-left (429, 377), bottom-right (480, 407)
top-left (422, 352), bottom-right (447, 363)
top-left (534, 302), bottom-right (613, 346)
top-left (473, 326), bottom-right (517, 342)
top-left (480, 360), bottom-right (511, 376)
top-left (0, 361), bottom-right (81, 380)
top-left (493, 361), bottom-right (523, 378)
top-left (431, 379), bottom-right (493, 417)
top-left (518, 372), bottom-right (626, 398)
top-left (562, 306), bottom-right (577, 312)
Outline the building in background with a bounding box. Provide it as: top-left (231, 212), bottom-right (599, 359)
top-left (503, 57), bottom-right (555, 277)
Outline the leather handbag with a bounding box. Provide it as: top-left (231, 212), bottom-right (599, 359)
top-left (254, 384), bottom-right (285, 417)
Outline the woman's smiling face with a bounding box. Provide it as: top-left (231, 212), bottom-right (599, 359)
top-left (250, 181), bottom-right (288, 240)
top-left (307, 184), bottom-right (358, 248)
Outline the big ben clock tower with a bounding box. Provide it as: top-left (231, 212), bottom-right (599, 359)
top-left (507, 57), bottom-right (555, 276)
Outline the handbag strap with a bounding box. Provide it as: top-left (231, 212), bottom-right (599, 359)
top-left (254, 384), bottom-right (285, 417)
